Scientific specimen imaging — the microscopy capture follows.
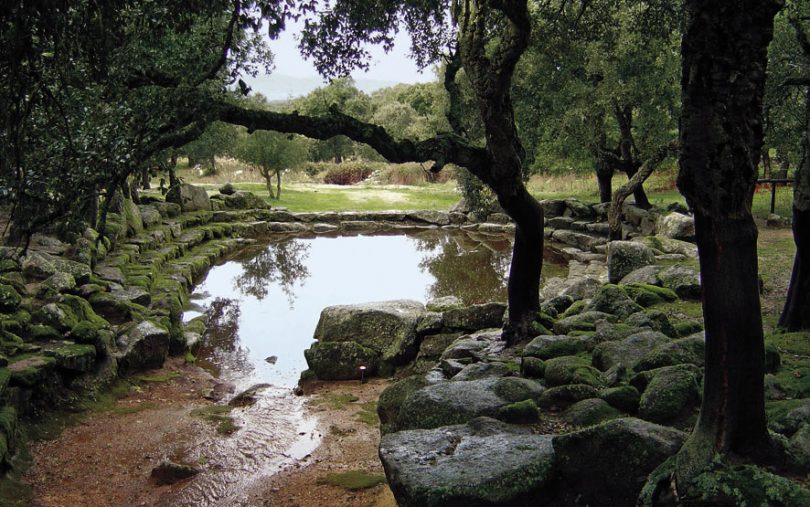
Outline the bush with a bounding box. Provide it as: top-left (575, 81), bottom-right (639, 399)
top-left (323, 161), bottom-right (374, 185)
top-left (373, 163), bottom-right (457, 185)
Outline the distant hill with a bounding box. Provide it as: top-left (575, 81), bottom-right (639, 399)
top-left (244, 73), bottom-right (401, 101)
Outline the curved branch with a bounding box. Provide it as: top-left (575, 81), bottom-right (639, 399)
top-left (608, 140), bottom-right (679, 239)
top-left (215, 102), bottom-right (492, 183)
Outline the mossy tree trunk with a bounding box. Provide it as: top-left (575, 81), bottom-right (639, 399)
top-left (670, 0), bottom-right (782, 493)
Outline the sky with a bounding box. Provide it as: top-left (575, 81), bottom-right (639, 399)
top-left (243, 17), bottom-right (438, 100)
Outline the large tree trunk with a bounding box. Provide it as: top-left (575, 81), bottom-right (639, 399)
top-left (671, 0), bottom-right (781, 491)
top-left (779, 89), bottom-right (810, 330)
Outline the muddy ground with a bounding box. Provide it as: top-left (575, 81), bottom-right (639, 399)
top-left (24, 359), bottom-right (394, 507)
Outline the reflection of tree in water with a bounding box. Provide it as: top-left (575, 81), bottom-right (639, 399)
top-left (234, 239), bottom-right (311, 306)
top-left (197, 297), bottom-right (252, 376)
top-left (413, 231), bottom-right (512, 305)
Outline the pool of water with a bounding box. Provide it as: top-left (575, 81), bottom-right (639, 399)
top-left (185, 229), bottom-right (524, 389)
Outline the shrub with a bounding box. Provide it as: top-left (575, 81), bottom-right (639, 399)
top-left (323, 161), bottom-right (374, 185)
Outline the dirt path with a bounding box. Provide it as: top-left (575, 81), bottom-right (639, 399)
top-left (24, 360), bottom-right (395, 507)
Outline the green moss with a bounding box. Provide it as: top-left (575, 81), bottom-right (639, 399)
top-left (766, 331), bottom-right (810, 356)
top-left (377, 376), bottom-right (427, 434)
top-left (768, 356), bottom-right (810, 399)
top-left (191, 404), bottom-right (239, 435)
top-left (184, 315), bottom-right (207, 335)
top-left (531, 321), bottom-right (552, 336)
top-left (544, 356), bottom-right (605, 388)
top-left (561, 299), bottom-right (588, 319)
top-left (184, 351), bottom-right (196, 364)
top-left (672, 320), bottom-right (704, 337)
top-left (0, 476), bottom-right (33, 507)
top-left (355, 401), bottom-right (380, 426)
top-left (59, 294), bottom-right (109, 328)
top-left (622, 283), bottom-right (678, 307)
top-left (0, 284), bottom-right (21, 313)
top-left (497, 399), bottom-right (540, 424)
top-left (316, 470), bottom-right (386, 491)
top-left (688, 463), bottom-right (810, 506)
top-left (29, 324), bottom-right (61, 341)
top-left (314, 392), bottom-right (359, 410)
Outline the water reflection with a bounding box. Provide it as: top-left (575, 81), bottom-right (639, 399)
top-left (194, 298), bottom-right (252, 378)
top-left (411, 231), bottom-right (511, 304)
top-left (232, 240), bottom-right (311, 306)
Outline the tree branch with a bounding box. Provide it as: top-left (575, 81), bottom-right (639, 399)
top-left (608, 140), bottom-right (679, 239)
top-left (215, 102), bottom-right (492, 183)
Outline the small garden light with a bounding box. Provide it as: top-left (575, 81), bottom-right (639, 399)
top-left (359, 365), bottom-right (367, 383)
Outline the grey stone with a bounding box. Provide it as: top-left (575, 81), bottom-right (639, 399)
top-left (95, 265), bottom-right (126, 284)
top-left (553, 311), bottom-right (617, 335)
top-left (619, 265), bottom-right (664, 286)
top-left (166, 183), bottom-right (211, 212)
top-left (22, 251), bottom-right (91, 284)
top-left (607, 241), bottom-right (656, 284)
top-left (442, 303), bottom-right (506, 332)
top-left (219, 182), bottom-right (236, 195)
top-left (138, 205), bottom-right (162, 227)
top-left (559, 277), bottom-right (602, 300)
top-left (523, 335), bottom-right (592, 360)
top-left (634, 236), bottom-right (698, 257)
top-left (115, 320), bottom-right (170, 374)
top-left (657, 212), bottom-right (695, 241)
top-left (551, 230), bottom-right (607, 251)
top-left (303, 341), bottom-right (380, 380)
top-left (380, 417), bottom-right (556, 507)
top-left (658, 265), bottom-right (701, 299)
top-left (223, 190), bottom-right (270, 210)
top-left (425, 296), bottom-right (463, 312)
top-left (42, 272), bottom-right (76, 294)
top-left (633, 335), bottom-right (705, 372)
top-left (313, 300), bottom-right (425, 365)
top-left (452, 361), bottom-right (513, 381)
top-left (585, 284), bottom-right (644, 319)
top-left (592, 331), bottom-right (671, 371)
top-left (396, 377), bottom-right (544, 430)
top-left (440, 330), bottom-right (504, 361)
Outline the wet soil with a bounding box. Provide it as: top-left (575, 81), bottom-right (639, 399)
top-left (24, 359), bottom-right (394, 507)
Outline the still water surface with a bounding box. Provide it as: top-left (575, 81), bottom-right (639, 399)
top-left (186, 229), bottom-right (514, 389)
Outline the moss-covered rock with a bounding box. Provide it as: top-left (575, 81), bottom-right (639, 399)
top-left (452, 361), bottom-right (513, 381)
top-left (498, 399), bottom-right (540, 424)
top-left (0, 285), bottom-right (21, 313)
top-left (520, 356), bottom-right (545, 378)
top-left (554, 311), bottom-right (617, 334)
top-left (313, 300), bottom-right (424, 366)
top-left (380, 417), bottom-right (556, 507)
top-left (637, 365), bottom-right (701, 424)
top-left (624, 310), bottom-right (678, 337)
top-left (633, 334), bottom-right (705, 372)
top-left (766, 399), bottom-right (810, 436)
top-left (114, 320), bottom-right (170, 374)
top-left (442, 303), bottom-right (507, 332)
top-left (21, 251), bottom-right (91, 284)
top-left (600, 385), bottom-right (641, 413)
top-left (522, 334), bottom-right (592, 360)
top-left (303, 341), bottom-right (380, 380)
top-left (544, 355), bottom-right (605, 387)
top-left (396, 377), bottom-right (544, 430)
top-left (45, 343), bottom-right (97, 372)
top-left (621, 283), bottom-right (678, 307)
top-left (562, 398), bottom-right (623, 427)
top-left (378, 376), bottom-right (428, 435)
top-left (593, 330), bottom-right (671, 371)
top-left (552, 418), bottom-right (687, 507)
top-left (585, 284), bottom-right (644, 319)
top-left (8, 354), bottom-right (57, 387)
top-left (657, 265), bottom-right (701, 299)
top-left (538, 384), bottom-right (601, 409)
top-left (672, 319), bottom-right (703, 337)
top-left (560, 299), bottom-right (588, 319)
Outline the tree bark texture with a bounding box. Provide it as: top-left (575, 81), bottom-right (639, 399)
top-left (675, 0), bottom-right (781, 484)
top-left (613, 103), bottom-right (652, 209)
top-left (779, 88), bottom-right (810, 330)
top-left (456, 0), bottom-right (544, 344)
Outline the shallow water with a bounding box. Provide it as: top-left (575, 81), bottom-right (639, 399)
top-left (174, 229), bottom-right (562, 506)
top-left (186, 229), bottom-right (519, 389)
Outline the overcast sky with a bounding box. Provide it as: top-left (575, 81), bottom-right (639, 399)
top-left (255, 17), bottom-right (437, 87)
